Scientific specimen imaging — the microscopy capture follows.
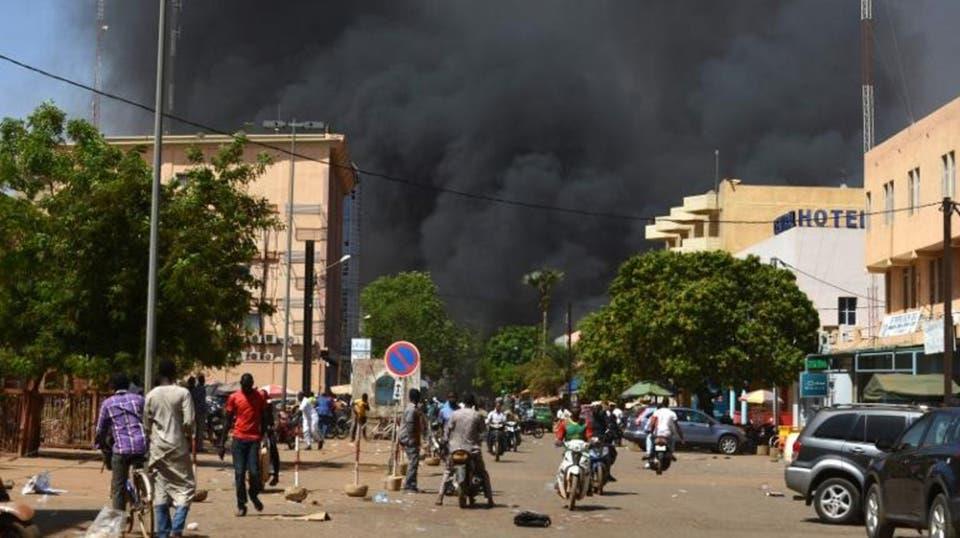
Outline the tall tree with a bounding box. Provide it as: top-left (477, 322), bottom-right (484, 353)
top-left (0, 105), bottom-right (277, 451)
top-left (476, 325), bottom-right (539, 395)
top-left (522, 268), bottom-right (564, 358)
top-left (360, 271), bottom-right (476, 384)
top-left (577, 250), bottom-right (819, 400)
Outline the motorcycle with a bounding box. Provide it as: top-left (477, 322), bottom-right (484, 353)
top-left (520, 418), bottom-right (545, 439)
top-left (205, 396), bottom-right (226, 446)
top-left (0, 476), bottom-right (41, 537)
top-left (449, 449), bottom-right (488, 508)
top-left (588, 438), bottom-right (612, 495)
top-left (488, 423), bottom-right (507, 462)
top-left (505, 421), bottom-right (520, 452)
top-left (648, 435), bottom-right (673, 475)
top-left (428, 420), bottom-right (446, 459)
top-left (555, 439), bottom-right (591, 510)
top-left (276, 408), bottom-right (302, 450)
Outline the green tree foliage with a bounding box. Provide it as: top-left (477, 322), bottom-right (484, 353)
top-left (578, 250), bottom-right (819, 400)
top-left (0, 104), bottom-right (278, 382)
top-left (476, 325), bottom-right (539, 394)
top-left (522, 344), bottom-right (569, 396)
top-left (360, 271), bottom-right (476, 382)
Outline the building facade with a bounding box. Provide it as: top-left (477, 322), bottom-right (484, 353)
top-left (820, 95), bottom-right (960, 403)
top-left (108, 134), bottom-right (355, 395)
top-left (645, 179), bottom-right (865, 254)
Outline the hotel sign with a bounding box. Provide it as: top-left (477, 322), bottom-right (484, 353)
top-left (773, 209), bottom-right (865, 235)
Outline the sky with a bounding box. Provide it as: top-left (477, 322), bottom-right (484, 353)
top-left (2, 1), bottom-right (960, 335)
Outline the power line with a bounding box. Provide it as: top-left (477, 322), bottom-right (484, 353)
top-left (0, 51), bottom-right (938, 225)
top-left (775, 258), bottom-right (883, 304)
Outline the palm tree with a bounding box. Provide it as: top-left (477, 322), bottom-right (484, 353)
top-left (522, 268), bottom-right (565, 357)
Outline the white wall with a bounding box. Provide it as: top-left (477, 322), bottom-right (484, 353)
top-left (736, 227), bottom-right (882, 330)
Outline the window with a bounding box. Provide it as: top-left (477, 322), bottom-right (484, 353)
top-left (922, 413), bottom-right (959, 447)
top-left (686, 411), bottom-right (711, 424)
top-left (908, 168), bottom-right (920, 215)
top-left (848, 414), bottom-right (908, 444)
top-left (838, 297), bottom-right (857, 326)
top-left (813, 413), bottom-right (857, 440)
top-left (902, 267), bottom-right (917, 309)
top-left (943, 151), bottom-right (956, 199)
top-left (898, 414), bottom-right (931, 450)
top-left (883, 181), bottom-right (895, 225)
top-left (865, 192), bottom-right (872, 230)
top-left (930, 258), bottom-right (942, 304)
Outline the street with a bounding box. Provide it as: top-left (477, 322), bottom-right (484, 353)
top-left (3, 438), bottom-right (872, 537)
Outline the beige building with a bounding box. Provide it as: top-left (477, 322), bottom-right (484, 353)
top-left (108, 133), bottom-right (356, 394)
top-left (645, 180), bottom-right (864, 254)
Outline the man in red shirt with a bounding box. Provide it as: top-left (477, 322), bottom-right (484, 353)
top-left (219, 373), bottom-right (266, 516)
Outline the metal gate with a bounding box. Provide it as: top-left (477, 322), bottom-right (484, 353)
top-left (39, 391), bottom-right (102, 449)
top-left (0, 390), bottom-right (25, 453)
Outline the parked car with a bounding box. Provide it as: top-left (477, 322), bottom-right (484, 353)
top-left (622, 406), bottom-right (746, 456)
top-left (623, 406), bottom-right (651, 445)
top-left (864, 407), bottom-right (960, 538)
top-left (784, 404), bottom-right (924, 525)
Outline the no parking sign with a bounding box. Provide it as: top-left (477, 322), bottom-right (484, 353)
top-left (383, 340), bottom-right (420, 378)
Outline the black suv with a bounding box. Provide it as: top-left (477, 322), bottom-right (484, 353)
top-left (864, 408), bottom-right (960, 537)
top-left (785, 404), bottom-right (924, 524)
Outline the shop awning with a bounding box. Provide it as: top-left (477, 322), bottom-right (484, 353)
top-left (863, 373), bottom-right (960, 401)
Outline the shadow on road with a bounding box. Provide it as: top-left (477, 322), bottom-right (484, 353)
top-left (596, 491), bottom-right (637, 497)
top-left (33, 508), bottom-right (100, 535)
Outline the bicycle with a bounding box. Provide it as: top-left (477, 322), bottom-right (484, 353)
top-left (124, 467), bottom-right (154, 538)
top-left (370, 417), bottom-right (398, 440)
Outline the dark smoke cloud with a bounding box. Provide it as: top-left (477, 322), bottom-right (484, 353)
top-left (77, 0), bottom-right (960, 333)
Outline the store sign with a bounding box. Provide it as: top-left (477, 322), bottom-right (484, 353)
top-left (800, 372), bottom-right (829, 398)
top-left (773, 209), bottom-right (865, 235)
top-left (922, 315), bottom-right (960, 355)
top-left (879, 311), bottom-right (922, 338)
top-left (805, 356), bottom-right (830, 371)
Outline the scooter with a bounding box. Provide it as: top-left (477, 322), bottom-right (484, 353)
top-left (449, 449), bottom-right (490, 508)
top-left (488, 423), bottom-right (507, 462)
top-left (555, 439), bottom-right (591, 510)
top-left (0, 476), bottom-right (41, 537)
top-left (505, 421), bottom-right (520, 452)
top-left (588, 438), bottom-right (611, 495)
top-left (649, 435), bottom-right (673, 475)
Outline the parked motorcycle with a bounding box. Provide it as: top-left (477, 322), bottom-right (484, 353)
top-left (648, 435), bottom-right (673, 475)
top-left (276, 408), bottom-right (302, 450)
top-left (555, 439), bottom-right (591, 510)
top-left (505, 421), bottom-right (520, 452)
top-left (0, 476), bottom-right (41, 537)
top-left (205, 396), bottom-right (226, 446)
top-left (449, 449), bottom-right (488, 508)
top-left (588, 438), bottom-right (612, 495)
top-left (428, 420), bottom-right (447, 459)
top-left (488, 423), bottom-right (507, 462)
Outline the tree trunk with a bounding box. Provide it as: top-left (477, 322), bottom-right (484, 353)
top-left (18, 376), bottom-right (43, 457)
top-left (540, 308), bottom-right (548, 358)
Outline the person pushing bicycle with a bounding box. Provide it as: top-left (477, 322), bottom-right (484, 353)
top-left (95, 372), bottom-right (148, 511)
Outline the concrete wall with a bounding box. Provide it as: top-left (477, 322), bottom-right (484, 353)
top-left (736, 227), bottom-right (880, 330)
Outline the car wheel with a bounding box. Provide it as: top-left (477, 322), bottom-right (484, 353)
top-left (864, 484), bottom-right (895, 538)
top-left (813, 477), bottom-right (860, 524)
top-left (929, 493), bottom-right (958, 538)
top-left (717, 434), bottom-right (739, 455)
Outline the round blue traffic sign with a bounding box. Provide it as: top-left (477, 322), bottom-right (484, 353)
top-left (383, 341), bottom-right (420, 378)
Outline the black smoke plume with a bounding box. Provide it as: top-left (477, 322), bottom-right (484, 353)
top-left (77, 0), bottom-right (960, 333)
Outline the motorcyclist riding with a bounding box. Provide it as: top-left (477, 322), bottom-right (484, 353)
top-left (485, 401), bottom-right (507, 454)
top-left (555, 406), bottom-right (592, 444)
top-left (590, 403), bottom-right (618, 482)
top-left (436, 393), bottom-right (494, 508)
top-left (645, 400), bottom-right (684, 466)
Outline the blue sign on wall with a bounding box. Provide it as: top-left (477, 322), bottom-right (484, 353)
top-left (773, 209), bottom-right (865, 235)
top-left (800, 372), bottom-right (829, 398)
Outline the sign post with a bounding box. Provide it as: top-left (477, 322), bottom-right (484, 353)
top-left (383, 341), bottom-right (420, 481)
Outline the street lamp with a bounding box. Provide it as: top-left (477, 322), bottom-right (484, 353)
top-left (265, 119), bottom-right (326, 405)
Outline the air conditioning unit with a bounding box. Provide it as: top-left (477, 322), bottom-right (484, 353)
top-left (248, 351), bottom-right (261, 361)
top-left (286, 336), bottom-right (299, 346)
top-left (239, 351), bottom-right (248, 362)
top-left (263, 352), bottom-right (275, 361)
top-left (249, 335), bottom-right (265, 344)
top-left (264, 334), bottom-right (278, 344)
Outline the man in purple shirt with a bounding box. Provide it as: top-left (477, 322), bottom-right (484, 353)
top-left (95, 372), bottom-right (147, 510)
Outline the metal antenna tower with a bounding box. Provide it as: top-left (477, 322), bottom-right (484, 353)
top-left (92, 0), bottom-right (107, 128)
top-left (862, 0), bottom-right (881, 341)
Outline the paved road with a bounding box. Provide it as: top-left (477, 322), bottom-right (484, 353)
top-left (2, 437), bottom-right (880, 537)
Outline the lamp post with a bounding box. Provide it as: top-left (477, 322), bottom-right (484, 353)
top-left (263, 119), bottom-right (325, 405)
top-left (144, 0), bottom-right (168, 392)
top-left (302, 253), bottom-right (351, 393)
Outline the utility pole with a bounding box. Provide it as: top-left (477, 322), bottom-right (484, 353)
top-left (92, 0), bottom-right (107, 128)
top-left (144, 0), bottom-right (167, 393)
top-left (302, 240), bottom-right (315, 393)
top-left (944, 197), bottom-right (956, 404)
top-left (263, 119), bottom-right (325, 405)
top-left (566, 302), bottom-right (573, 405)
